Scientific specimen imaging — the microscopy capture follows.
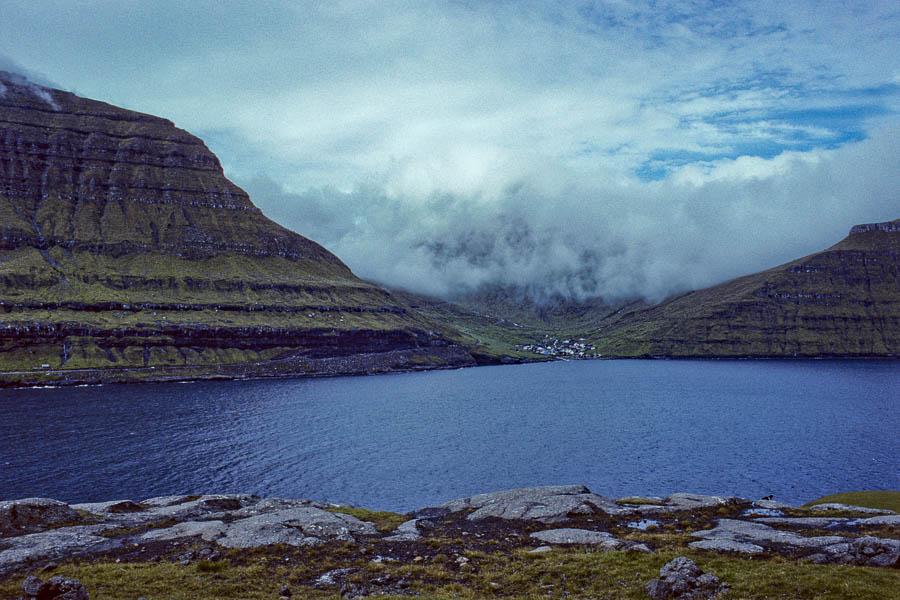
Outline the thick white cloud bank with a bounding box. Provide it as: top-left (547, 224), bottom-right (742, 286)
top-left (243, 120), bottom-right (900, 300)
top-left (1, 0), bottom-right (898, 300)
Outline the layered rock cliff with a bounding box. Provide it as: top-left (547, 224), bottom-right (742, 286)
top-left (0, 74), bottom-right (475, 384)
top-left (589, 220), bottom-right (900, 357)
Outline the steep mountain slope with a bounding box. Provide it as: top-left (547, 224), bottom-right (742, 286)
top-left (0, 74), bottom-right (475, 385)
top-left (588, 220), bottom-right (900, 357)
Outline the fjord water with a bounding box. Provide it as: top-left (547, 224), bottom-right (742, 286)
top-left (1, 360), bottom-right (898, 512)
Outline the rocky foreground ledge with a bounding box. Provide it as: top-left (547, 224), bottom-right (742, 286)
top-left (1, 486), bottom-right (899, 599)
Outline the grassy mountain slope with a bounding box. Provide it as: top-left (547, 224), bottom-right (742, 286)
top-left (587, 221), bottom-right (900, 357)
top-left (0, 74), bottom-right (476, 384)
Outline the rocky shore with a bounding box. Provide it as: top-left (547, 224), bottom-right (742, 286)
top-left (1, 486), bottom-right (898, 599)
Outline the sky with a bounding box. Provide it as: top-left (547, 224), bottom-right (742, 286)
top-left (1, 0), bottom-right (898, 301)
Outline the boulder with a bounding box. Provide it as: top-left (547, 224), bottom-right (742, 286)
top-left (821, 536), bottom-right (900, 567)
top-left (644, 557), bottom-right (727, 600)
top-left (0, 499), bottom-right (81, 536)
top-left (22, 575), bottom-right (88, 600)
top-left (439, 485), bottom-right (625, 523)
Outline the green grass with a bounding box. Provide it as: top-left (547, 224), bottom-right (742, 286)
top-left (2, 540), bottom-right (899, 600)
top-left (804, 491), bottom-right (900, 513)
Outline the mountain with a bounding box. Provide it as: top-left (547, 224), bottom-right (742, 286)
top-left (0, 74), bottom-right (478, 385)
top-left (586, 220), bottom-right (900, 357)
top-left (2, 74), bottom-right (897, 386)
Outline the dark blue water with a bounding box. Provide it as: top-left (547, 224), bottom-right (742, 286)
top-left (1, 360), bottom-right (898, 512)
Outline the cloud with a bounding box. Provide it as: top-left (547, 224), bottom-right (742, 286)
top-left (1, 2), bottom-right (898, 300)
top-left (0, 55), bottom-right (61, 108)
top-left (241, 119), bottom-right (900, 301)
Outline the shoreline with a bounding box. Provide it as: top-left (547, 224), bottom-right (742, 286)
top-left (3, 351), bottom-right (900, 389)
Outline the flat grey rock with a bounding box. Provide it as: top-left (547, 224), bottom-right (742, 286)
top-left (384, 519), bottom-right (421, 541)
top-left (0, 499), bottom-right (81, 536)
top-left (230, 498), bottom-right (318, 518)
top-left (146, 494), bottom-right (259, 520)
top-left (808, 503), bottom-right (895, 515)
top-left (138, 520), bottom-right (228, 543)
top-left (860, 514), bottom-right (900, 526)
top-left (664, 493), bottom-right (748, 510)
top-left (441, 485), bottom-right (624, 523)
top-left (754, 517), bottom-right (848, 528)
top-left (217, 507), bottom-right (376, 549)
top-left (0, 529), bottom-right (120, 574)
top-left (530, 528), bottom-right (621, 548)
top-left (688, 539), bottom-right (765, 554)
top-left (692, 519), bottom-right (845, 550)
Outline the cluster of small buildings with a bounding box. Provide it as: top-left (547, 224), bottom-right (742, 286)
top-left (517, 337), bottom-right (596, 358)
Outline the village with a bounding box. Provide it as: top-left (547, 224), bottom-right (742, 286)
top-left (517, 336), bottom-right (596, 358)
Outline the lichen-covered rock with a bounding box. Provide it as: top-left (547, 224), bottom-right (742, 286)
top-left (820, 536), bottom-right (900, 567)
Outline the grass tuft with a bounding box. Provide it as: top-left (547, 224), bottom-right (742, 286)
top-left (803, 491), bottom-right (900, 513)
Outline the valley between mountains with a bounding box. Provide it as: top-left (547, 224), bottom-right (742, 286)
top-left (2, 74), bottom-right (899, 387)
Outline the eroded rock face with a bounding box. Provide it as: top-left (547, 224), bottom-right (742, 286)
top-left (594, 218), bottom-right (900, 358)
top-left (0, 74), bottom-right (472, 384)
top-left (0, 74), bottom-right (332, 263)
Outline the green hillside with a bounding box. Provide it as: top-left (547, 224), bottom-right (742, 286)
top-left (0, 75), bottom-right (477, 385)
